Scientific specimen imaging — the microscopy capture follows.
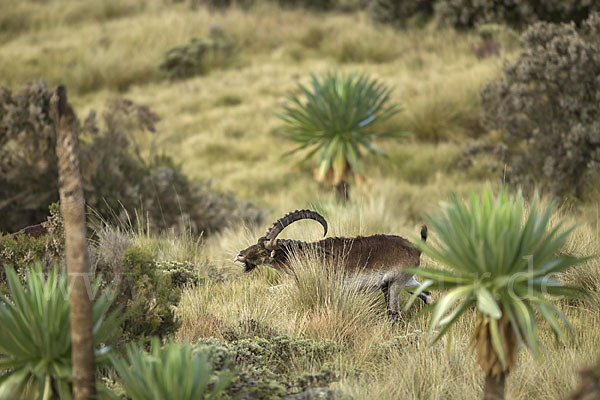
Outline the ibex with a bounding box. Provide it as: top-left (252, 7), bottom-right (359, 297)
top-left (234, 209), bottom-right (433, 318)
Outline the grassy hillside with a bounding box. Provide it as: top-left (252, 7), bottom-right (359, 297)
top-left (1, 1), bottom-right (599, 399)
top-left (0, 0), bottom-right (510, 210)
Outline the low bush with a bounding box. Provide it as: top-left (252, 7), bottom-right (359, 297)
top-left (480, 13), bottom-right (600, 198)
top-left (367, 0), bottom-right (435, 28)
top-left (435, 0), bottom-right (600, 29)
top-left (159, 30), bottom-right (237, 80)
top-left (194, 333), bottom-right (340, 398)
top-left (0, 203), bottom-right (64, 287)
top-left (92, 226), bottom-right (199, 342)
top-left (363, 0), bottom-right (598, 29)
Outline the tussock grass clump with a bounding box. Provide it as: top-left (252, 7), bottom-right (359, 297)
top-left (280, 250), bottom-right (387, 344)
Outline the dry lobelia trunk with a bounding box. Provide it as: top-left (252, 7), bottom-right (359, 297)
top-left (52, 85), bottom-right (96, 399)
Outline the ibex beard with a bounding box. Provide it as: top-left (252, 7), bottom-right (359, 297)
top-left (234, 209), bottom-right (433, 319)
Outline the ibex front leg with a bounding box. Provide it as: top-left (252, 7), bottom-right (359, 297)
top-left (405, 276), bottom-right (434, 305)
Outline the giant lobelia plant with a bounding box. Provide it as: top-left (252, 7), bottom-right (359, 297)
top-left (278, 71), bottom-right (406, 201)
top-left (406, 187), bottom-right (589, 399)
top-left (110, 338), bottom-right (235, 400)
top-left (0, 264), bottom-right (123, 399)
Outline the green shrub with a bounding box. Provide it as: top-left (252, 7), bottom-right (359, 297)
top-left (103, 245), bottom-right (198, 342)
top-left (110, 338), bottom-right (235, 400)
top-left (479, 13), bottom-right (600, 198)
top-left (159, 31), bottom-right (237, 80)
top-left (435, 0), bottom-right (600, 29)
top-left (0, 82), bottom-right (264, 235)
top-left (195, 333), bottom-right (340, 398)
top-left (0, 264), bottom-right (122, 399)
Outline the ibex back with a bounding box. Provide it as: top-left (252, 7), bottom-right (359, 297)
top-left (234, 209), bottom-right (433, 318)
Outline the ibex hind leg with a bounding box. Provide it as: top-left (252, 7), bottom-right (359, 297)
top-left (381, 281), bottom-right (390, 308)
top-left (385, 281), bottom-right (405, 321)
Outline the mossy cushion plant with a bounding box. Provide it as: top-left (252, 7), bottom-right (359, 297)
top-left (407, 187), bottom-right (589, 399)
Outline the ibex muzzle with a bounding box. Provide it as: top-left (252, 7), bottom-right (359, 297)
top-left (234, 209), bottom-right (433, 317)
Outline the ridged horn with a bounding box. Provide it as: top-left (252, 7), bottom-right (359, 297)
top-left (264, 239), bottom-right (334, 258)
top-left (264, 238), bottom-right (307, 250)
top-left (261, 209), bottom-right (327, 242)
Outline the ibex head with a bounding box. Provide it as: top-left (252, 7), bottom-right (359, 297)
top-left (234, 209), bottom-right (328, 273)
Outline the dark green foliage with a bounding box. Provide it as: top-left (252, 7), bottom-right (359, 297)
top-left (367, 0), bottom-right (435, 28)
top-left (195, 333), bottom-right (340, 398)
top-left (0, 203), bottom-right (64, 287)
top-left (435, 0), bottom-right (600, 29)
top-left (0, 82), bottom-right (264, 235)
top-left (159, 30), bottom-right (237, 80)
top-left (480, 13), bottom-right (600, 198)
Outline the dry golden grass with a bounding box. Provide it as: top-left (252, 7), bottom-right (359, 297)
top-left (177, 196), bottom-right (600, 399)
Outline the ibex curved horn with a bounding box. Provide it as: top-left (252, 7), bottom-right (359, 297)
top-left (259, 209), bottom-right (327, 244)
top-left (264, 238), bottom-right (335, 258)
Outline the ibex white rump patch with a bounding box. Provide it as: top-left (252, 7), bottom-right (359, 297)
top-left (234, 209), bottom-right (433, 319)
